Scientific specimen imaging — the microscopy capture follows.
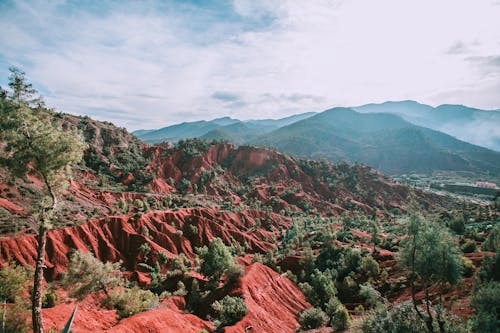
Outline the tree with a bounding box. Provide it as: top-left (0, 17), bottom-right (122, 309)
top-left (298, 307), bottom-right (328, 330)
top-left (368, 220), bottom-right (381, 253)
top-left (399, 214), bottom-right (462, 333)
top-left (62, 251), bottom-right (123, 299)
top-left (0, 263), bottom-right (30, 333)
top-left (198, 238), bottom-right (235, 288)
top-left (470, 281), bottom-right (500, 333)
top-left (211, 295), bottom-right (247, 327)
top-left (7, 67), bottom-right (42, 106)
top-left (0, 68), bottom-right (86, 333)
top-left (361, 301), bottom-right (428, 333)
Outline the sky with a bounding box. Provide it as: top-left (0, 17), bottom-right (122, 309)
top-left (1, 0), bottom-right (500, 130)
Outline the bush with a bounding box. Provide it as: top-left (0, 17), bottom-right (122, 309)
top-left (198, 238), bottom-right (235, 287)
top-left (355, 304), bottom-right (365, 315)
top-left (448, 215), bottom-right (465, 234)
top-left (361, 302), bottom-right (427, 333)
top-left (461, 240), bottom-right (477, 253)
top-left (62, 251), bottom-right (123, 300)
top-left (482, 225), bottom-right (500, 252)
top-left (211, 295), bottom-right (247, 327)
top-left (462, 257), bottom-right (475, 278)
top-left (331, 304), bottom-right (350, 331)
top-left (360, 283), bottom-right (384, 308)
top-left (325, 296), bottom-right (342, 317)
top-left (360, 255), bottom-right (380, 279)
top-left (299, 269), bottom-right (337, 308)
top-left (178, 178), bottom-right (191, 193)
top-left (0, 263), bottom-right (30, 332)
top-left (0, 297), bottom-right (30, 333)
top-left (0, 262), bottom-right (29, 302)
top-left (470, 281), bottom-right (500, 333)
top-left (298, 307), bottom-right (328, 330)
top-left (42, 285), bottom-right (59, 308)
top-left (225, 264), bottom-right (244, 284)
top-left (107, 286), bottom-right (159, 319)
top-left (477, 251), bottom-right (500, 284)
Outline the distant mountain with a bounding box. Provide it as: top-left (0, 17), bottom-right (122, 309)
top-left (133, 112), bottom-right (316, 144)
top-left (134, 119), bottom-right (229, 143)
top-left (353, 101), bottom-right (500, 151)
top-left (250, 107), bottom-right (500, 176)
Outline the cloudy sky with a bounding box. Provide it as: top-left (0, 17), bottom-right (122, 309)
top-left (1, 0), bottom-right (499, 130)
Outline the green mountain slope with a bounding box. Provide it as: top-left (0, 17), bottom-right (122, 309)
top-left (133, 112), bottom-right (317, 144)
top-left (354, 101), bottom-right (500, 151)
top-left (251, 108), bottom-right (500, 175)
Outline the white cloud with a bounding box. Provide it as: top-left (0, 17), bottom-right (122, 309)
top-left (0, 0), bottom-right (499, 130)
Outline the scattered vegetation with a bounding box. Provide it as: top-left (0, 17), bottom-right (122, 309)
top-left (0, 68), bottom-right (498, 333)
top-left (62, 251), bottom-right (123, 299)
top-left (211, 295), bottom-right (247, 327)
top-left (298, 307), bottom-right (328, 330)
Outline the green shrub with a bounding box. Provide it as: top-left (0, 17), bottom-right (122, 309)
top-left (108, 286), bottom-right (159, 319)
top-left (178, 178), bottom-right (191, 193)
top-left (360, 283), bottom-right (384, 308)
top-left (361, 302), bottom-right (427, 333)
top-left (470, 281), bottom-right (500, 333)
top-left (42, 285), bottom-right (59, 308)
top-left (211, 295), bottom-right (247, 327)
top-left (0, 296), bottom-right (30, 333)
top-left (298, 307), bottom-right (328, 330)
top-left (482, 225), bottom-right (500, 252)
top-left (62, 251), bottom-right (123, 300)
top-left (325, 296), bottom-right (342, 317)
top-left (0, 262), bottom-right (29, 302)
top-left (462, 257), bottom-right (475, 278)
top-left (360, 255), bottom-right (380, 279)
top-left (225, 264), bottom-right (244, 284)
top-left (331, 304), bottom-right (350, 331)
top-left (461, 240), bottom-right (477, 253)
top-left (299, 269), bottom-right (337, 308)
top-left (477, 251), bottom-right (500, 284)
top-left (355, 304), bottom-right (365, 315)
top-left (448, 215), bottom-right (465, 234)
top-left (198, 238), bottom-right (235, 288)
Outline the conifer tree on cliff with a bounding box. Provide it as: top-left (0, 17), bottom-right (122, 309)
top-left (0, 67), bottom-right (86, 333)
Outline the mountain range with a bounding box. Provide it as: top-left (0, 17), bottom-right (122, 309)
top-left (134, 102), bottom-right (500, 176)
top-left (353, 100), bottom-right (500, 152)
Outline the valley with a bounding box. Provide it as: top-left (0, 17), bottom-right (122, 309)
top-left (0, 76), bottom-right (498, 333)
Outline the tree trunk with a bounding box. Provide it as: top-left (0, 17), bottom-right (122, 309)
top-left (2, 299), bottom-right (6, 333)
top-left (409, 234), bottom-right (425, 322)
top-left (424, 283), bottom-right (434, 333)
top-left (32, 175), bottom-right (57, 333)
top-left (32, 226), bottom-right (46, 333)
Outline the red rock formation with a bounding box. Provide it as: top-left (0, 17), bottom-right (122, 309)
top-left (42, 293), bottom-right (211, 333)
top-left (106, 307), bottom-right (212, 333)
top-left (0, 208), bottom-right (291, 279)
top-left (224, 263), bottom-right (309, 333)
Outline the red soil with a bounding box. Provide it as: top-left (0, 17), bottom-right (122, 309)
top-left (0, 208), bottom-right (291, 279)
top-left (224, 263), bottom-right (310, 333)
top-left (106, 307), bottom-right (211, 333)
top-left (40, 263), bottom-right (309, 333)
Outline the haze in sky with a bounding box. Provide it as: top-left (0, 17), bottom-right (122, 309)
top-left (1, 0), bottom-right (499, 130)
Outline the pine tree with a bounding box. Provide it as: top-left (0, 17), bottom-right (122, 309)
top-left (0, 68), bottom-right (86, 333)
top-left (399, 213), bottom-right (462, 333)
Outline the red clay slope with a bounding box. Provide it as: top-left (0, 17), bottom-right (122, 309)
top-left (41, 263), bottom-right (308, 333)
top-left (224, 263), bottom-right (310, 333)
top-left (0, 208), bottom-right (290, 279)
top-left (42, 294), bottom-right (211, 333)
top-left (106, 306), bottom-right (212, 333)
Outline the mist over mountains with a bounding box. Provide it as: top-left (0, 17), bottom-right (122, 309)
top-left (353, 101), bottom-right (500, 152)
